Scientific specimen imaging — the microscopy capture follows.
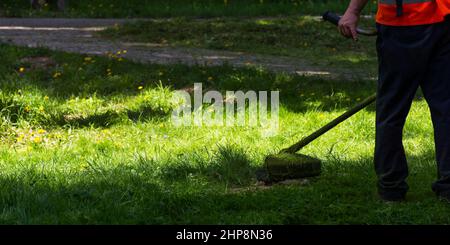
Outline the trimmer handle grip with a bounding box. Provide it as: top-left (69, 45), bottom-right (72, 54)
top-left (322, 11), bottom-right (341, 26)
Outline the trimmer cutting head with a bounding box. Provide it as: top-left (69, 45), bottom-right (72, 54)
top-left (257, 153), bottom-right (321, 183)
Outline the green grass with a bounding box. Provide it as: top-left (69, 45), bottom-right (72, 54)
top-left (0, 42), bottom-right (449, 224)
top-left (101, 16), bottom-right (378, 75)
top-left (0, 0), bottom-right (377, 18)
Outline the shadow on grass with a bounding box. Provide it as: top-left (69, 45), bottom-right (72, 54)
top-left (2, 147), bottom-right (450, 224)
top-left (135, 144), bottom-right (256, 186)
top-left (50, 105), bottom-right (170, 128)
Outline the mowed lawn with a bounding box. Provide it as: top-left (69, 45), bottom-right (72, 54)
top-left (0, 42), bottom-right (449, 224)
top-left (101, 16), bottom-right (378, 75)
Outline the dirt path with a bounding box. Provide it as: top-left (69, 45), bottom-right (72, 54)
top-left (0, 18), bottom-right (370, 80)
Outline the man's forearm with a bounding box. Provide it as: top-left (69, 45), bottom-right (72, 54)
top-left (346, 0), bottom-right (369, 15)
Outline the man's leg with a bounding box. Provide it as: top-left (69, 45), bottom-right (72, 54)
top-left (57, 0), bottom-right (66, 11)
top-left (375, 24), bottom-right (434, 200)
top-left (421, 19), bottom-right (450, 198)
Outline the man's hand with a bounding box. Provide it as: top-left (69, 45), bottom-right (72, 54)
top-left (339, 0), bottom-right (368, 40)
top-left (338, 10), bottom-right (360, 40)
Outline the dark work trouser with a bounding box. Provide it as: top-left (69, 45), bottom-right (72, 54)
top-left (376, 17), bottom-right (450, 198)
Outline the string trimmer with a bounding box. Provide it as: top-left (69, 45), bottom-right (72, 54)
top-left (257, 12), bottom-right (377, 183)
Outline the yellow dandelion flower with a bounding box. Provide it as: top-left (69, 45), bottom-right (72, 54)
top-left (38, 129), bottom-right (47, 134)
top-left (24, 106), bottom-right (31, 113)
top-left (84, 57), bottom-right (93, 62)
top-left (44, 96), bottom-right (49, 100)
top-left (53, 72), bottom-right (62, 78)
top-left (39, 106), bottom-right (45, 113)
top-left (208, 76), bottom-right (214, 81)
top-left (33, 137), bottom-right (42, 144)
top-left (16, 134), bottom-right (24, 143)
top-left (79, 163), bottom-right (88, 171)
top-left (19, 67), bottom-right (25, 73)
top-left (138, 86), bottom-right (144, 90)
top-left (122, 50), bottom-right (127, 54)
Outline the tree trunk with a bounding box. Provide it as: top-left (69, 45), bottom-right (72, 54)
top-left (31, 0), bottom-right (66, 11)
top-left (57, 0), bottom-right (66, 11)
top-left (31, 0), bottom-right (41, 9)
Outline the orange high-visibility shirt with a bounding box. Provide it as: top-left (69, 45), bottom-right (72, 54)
top-left (376, 0), bottom-right (450, 26)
